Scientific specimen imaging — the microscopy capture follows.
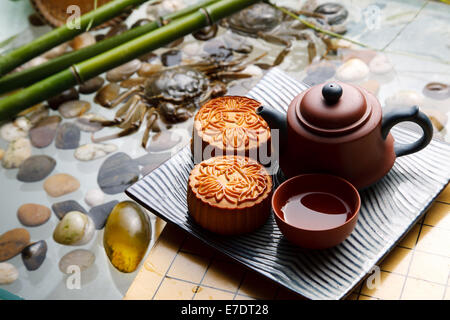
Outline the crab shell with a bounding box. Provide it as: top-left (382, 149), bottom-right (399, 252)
top-left (222, 3), bottom-right (284, 36)
top-left (30, 0), bottom-right (130, 29)
top-left (143, 67), bottom-right (209, 104)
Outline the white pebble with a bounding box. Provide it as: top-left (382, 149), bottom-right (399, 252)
top-left (147, 0), bottom-right (184, 19)
top-left (182, 42), bottom-right (203, 57)
top-left (0, 121), bottom-right (29, 142)
top-left (161, 0), bottom-right (184, 12)
top-left (74, 143), bottom-right (117, 161)
top-left (85, 188), bottom-right (105, 207)
top-left (385, 90), bottom-right (424, 108)
top-left (0, 263), bottom-right (19, 285)
top-left (336, 58), bottom-right (369, 82)
top-left (2, 138), bottom-right (32, 169)
top-left (242, 65), bottom-right (263, 78)
top-left (14, 117), bottom-right (32, 131)
top-left (369, 54), bottom-right (393, 74)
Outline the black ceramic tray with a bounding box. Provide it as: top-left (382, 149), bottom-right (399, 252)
top-left (126, 68), bottom-right (450, 300)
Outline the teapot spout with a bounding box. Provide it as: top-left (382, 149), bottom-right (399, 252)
top-left (256, 105), bottom-right (288, 152)
top-left (256, 105), bottom-right (287, 139)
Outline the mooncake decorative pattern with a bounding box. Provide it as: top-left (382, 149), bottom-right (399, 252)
top-left (194, 96), bottom-right (270, 150)
top-left (187, 155), bottom-right (272, 235)
top-left (193, 156), bottom-right (270, 205)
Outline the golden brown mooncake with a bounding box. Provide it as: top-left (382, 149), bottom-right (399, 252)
top-left (187, 155), bottom-right (272, 235)
top-left (191, 96), bottom-right (271, 163)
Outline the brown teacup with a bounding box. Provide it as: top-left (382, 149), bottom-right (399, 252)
top-left (272, 174), bottom-right (360, 249)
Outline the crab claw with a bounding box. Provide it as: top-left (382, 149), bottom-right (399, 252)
top-left (141, 109), bottom-right (158, 149)
top-left (91, 125), bottom-right (141, 143)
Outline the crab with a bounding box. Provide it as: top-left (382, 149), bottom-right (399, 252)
top-left (220, 2), bottom-right (349, 65)
top-left (91, 53), bottom-right (265, 148)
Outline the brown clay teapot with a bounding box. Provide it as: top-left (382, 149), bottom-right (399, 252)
top-left (256, 81), bottom-right (433, 189)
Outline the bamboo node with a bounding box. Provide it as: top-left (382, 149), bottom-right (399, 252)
top-left (70, 65), bottom-right (83, 85)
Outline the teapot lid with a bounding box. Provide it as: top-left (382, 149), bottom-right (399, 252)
top-left (296, 82), bottom-right (372, 136)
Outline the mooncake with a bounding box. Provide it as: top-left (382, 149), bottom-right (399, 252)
top-left (187, 155), bottom-right (272, 235)
top-left (191, 96), bottom-right (271, 163)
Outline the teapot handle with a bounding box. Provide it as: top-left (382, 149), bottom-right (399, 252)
top-left (381, 106), bottom-right (433, 157)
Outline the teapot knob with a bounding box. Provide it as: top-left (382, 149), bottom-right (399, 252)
top-left (322, 83), bottom-right (343, 105)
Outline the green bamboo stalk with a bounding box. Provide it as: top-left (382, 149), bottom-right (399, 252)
top-left (0, 0), bottom-right (221, 95)
top-left (0, 0), bottom-right (261, 120)
top-left (0, 0), bottom-right (152, 77)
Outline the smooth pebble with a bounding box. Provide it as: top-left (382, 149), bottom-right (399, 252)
top-left (182, 42), bottom-right (203, 57)
top-left (59, 249), bottom-right (95, 274)
top-left (2, 138), bottom-right (32, 169)
top-left (242, 65), bottom-right (263, 78)
top-left (53, 211), bottom-right (95, 246)
top-left (58, 100), bottom-right (91, 119)
top-left (44, 173), bottom-right (80, 197)
top-left (78, 77), bottom-right (105, 94)
top-left (55, 123), bottom-right (81, 149)
top-left (106, 59), bottom-right (142, 82)
top-left (0, 118), bottom-right (31, 142)
top-left (84, 189), bottom-right (105, 207)
top-left (369, 54), bottom-right (393, 74)
top-left (52, 200), bottom-right (87, 220)
top-left (138, 62), bottom-right (162, 77)
top-left (17, 203), bottom-right (51, 227)
top-left (336, 58), bottom-right (369, 82)
top-left (97, 152), bottom-right (140, 195)
top-left (29, 115), bottom-right (61, 148)
top-left (385, 90), bottom-right (424, 108)
top-left (0, 263), bottom-right (19, 284)
top-left (71, 33), bottom-right (96, 50)
top-left (94, 83), bottom-right (121, 108)
top-left (21, 240), bottom-right (47, 271)
top-left (0, 228), bottom-right (30, 262)
top-left (17, 155), bottom-right (56, 182)
top-left (74, 143), bottom-right (117, 161)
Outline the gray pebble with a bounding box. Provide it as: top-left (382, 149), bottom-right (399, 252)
top-left (17, 155), bottom-right (56, 182)
top-left (52, 200), bottom-right (87, 220)
top-left (55, 123), bottom-right (80, 149)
